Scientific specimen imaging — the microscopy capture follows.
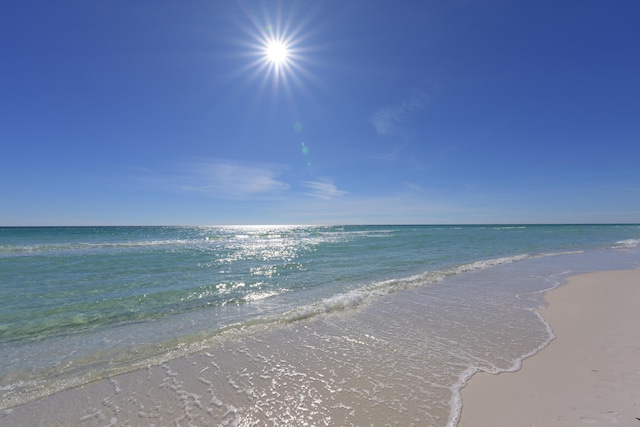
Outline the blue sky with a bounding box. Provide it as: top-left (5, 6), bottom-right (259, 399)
top-left (2, 0), bottom-right (639, 225)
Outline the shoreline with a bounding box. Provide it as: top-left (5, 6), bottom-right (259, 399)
top-left (458, 268), bottom-right (640, 426)
top-left (2, 263), bottom-right (639, 426)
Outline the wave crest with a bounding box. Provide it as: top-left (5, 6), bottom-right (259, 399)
top-left (282, 254), bottom-right (531, 323)
top-left (614, 239), bottom-right (640, 248)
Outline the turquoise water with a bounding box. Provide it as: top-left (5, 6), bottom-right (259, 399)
top-left (1, 224), bottom-right (639, 424)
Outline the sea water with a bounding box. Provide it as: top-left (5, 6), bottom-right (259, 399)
top-left (1, 225), bottom-right (639, 425)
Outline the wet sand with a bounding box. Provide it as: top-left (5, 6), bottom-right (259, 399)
top-left (459, 269), bottom-right (640, 426)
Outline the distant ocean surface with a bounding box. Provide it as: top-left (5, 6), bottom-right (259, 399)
top-left (1, 225), bottom-right (640, 425)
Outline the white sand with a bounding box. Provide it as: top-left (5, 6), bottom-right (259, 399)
top-left (458, 269), bottom-right (640, 426)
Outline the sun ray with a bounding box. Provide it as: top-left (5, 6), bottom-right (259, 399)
top-left (228, 2), bottom-right (330, 114)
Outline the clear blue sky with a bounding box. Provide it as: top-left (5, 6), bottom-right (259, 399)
top-left (2, 0), bottom-right (639, 225)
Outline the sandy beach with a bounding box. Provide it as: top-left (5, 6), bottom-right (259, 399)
top-left (459, 268), bottom-right (640, 426)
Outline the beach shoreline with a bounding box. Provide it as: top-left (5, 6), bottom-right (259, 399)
top-left (2, 248), bottom-right (639, 426)
top-left (458, 268), bottom-right (640, 426)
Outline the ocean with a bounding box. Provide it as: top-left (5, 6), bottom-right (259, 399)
top-left (1, 224), bottom-right (639, 426)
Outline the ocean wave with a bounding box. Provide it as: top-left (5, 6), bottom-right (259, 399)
top-left (535, 250), bottom-right (584, 257)
top-left (327, 229), bottom-right (397, 235)
top-left (0, 239), bottom-right (200, 255)
top-left (491, 226), bottom-right (527, 230)
top-left (452, 254), bottom-right (529, 273)
top-left (614, 239), bottom-right (640, 248)
top-left (282, 254), bottom-right (532, 323)
top-left (242, 290), bottom-right (285, 302)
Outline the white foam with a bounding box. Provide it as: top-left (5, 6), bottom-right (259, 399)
top-left (1, 238), bottom-right (199, 256)
top-left (536, 250), bottom-right (584, 257)
top-left (446, 367), bottom-right (479, 427)
top-left (614, 239), bottom-right (640, 248)
top-left (282, 254), bottom-right (533, 325)
top-left (446, 287), bottom-right (558, 427)
top-left (453, 254), bottom-right (529, 274)
top-left (243, 290), bottom-right (283, 302)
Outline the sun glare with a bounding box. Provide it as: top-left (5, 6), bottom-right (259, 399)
top-left (265, 39), bottom-right (289, 65)
top-left (237, 8), bottom-right (320, 99)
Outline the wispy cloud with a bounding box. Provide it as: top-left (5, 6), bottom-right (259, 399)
top-left (301, 178), bottom-right (348, 200)
top-left (179, 159), bottom-right (290, 197)
top-left (136, 158), bottom-right (290, 199)
top-left (402, 182), bottom-right (424, 192)
top-left (371, 88), bottom-right (429, 136)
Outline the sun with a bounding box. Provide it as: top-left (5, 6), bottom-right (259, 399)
top-left (265, 39), bottom-right (290, 65)
top-left (234, 7), bottom-right (321, 99)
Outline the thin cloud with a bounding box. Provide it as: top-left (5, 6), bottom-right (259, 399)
top-left (371, 88), bottom-right (429, 136)
top-left (179, 159), bottom-right (290, 197)
top-left (134, 158), bottom-right (291, 199)
top-left (301, 178), bottom-right (348, 200)
top-left (402, 182), bottom-right (424, 192)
